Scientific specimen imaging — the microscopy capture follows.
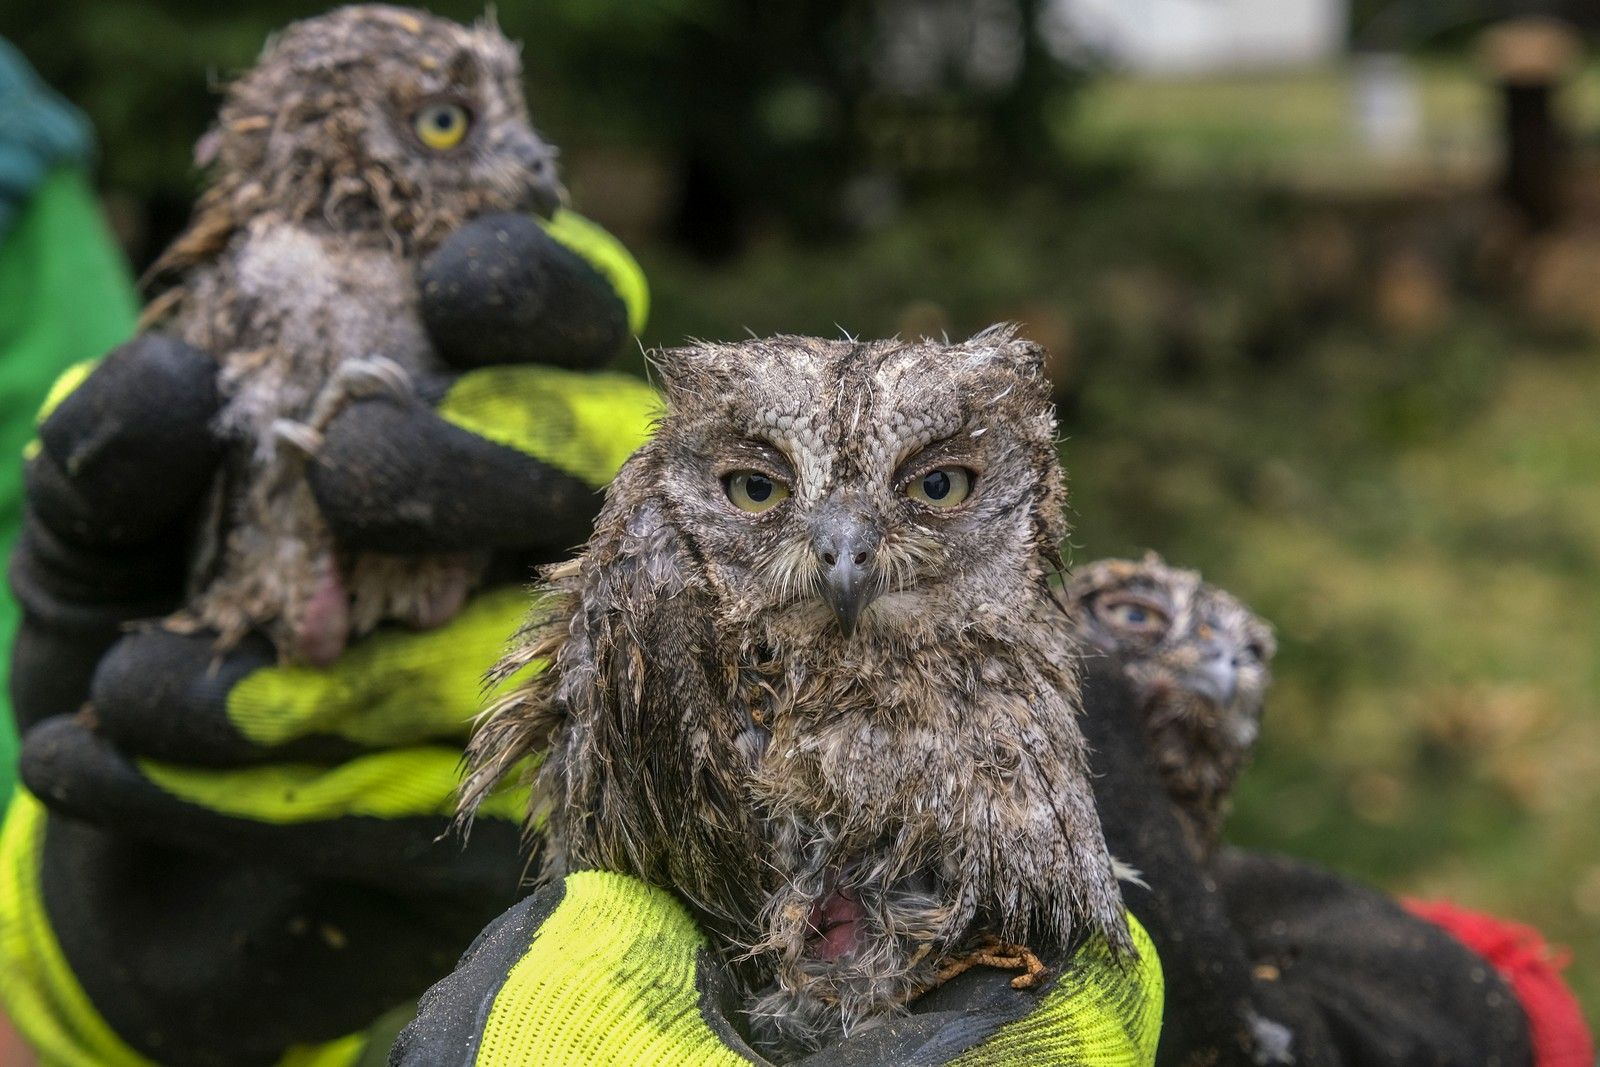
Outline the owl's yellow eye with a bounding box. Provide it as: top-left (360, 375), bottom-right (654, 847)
top-left (906, 467), bottom-right (972, 509)
top-left (414, 103), bottom-right (471, 150)
top-left (724, 471), bottom-right (790, 513)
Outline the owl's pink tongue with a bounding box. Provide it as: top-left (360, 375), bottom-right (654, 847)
top-left (808, 887), bottom-right (865, 961)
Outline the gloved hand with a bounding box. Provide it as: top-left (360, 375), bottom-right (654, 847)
top-left (390, 871), bottom-right (1164, 1067)
top-left (1, 209), bottom-right (657, 1067)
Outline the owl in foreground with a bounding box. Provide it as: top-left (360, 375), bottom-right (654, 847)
top-left (146, 5), bottom-right (562, 664)
top-left (463, 328), bottom-right (1130, 1054)
top-left (1065, 555), bottom-right (1276, 855)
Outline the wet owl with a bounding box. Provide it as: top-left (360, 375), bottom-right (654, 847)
top-left (1065, 554), bottom-right (1276, 855)
top-left (145, 5), bottom-right (563, 664)
top-left (463, 327), bottom-right (1130, 1055)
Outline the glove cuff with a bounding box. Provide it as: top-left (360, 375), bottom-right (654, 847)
top-left (0, 792), bottom-right (370, 1067)
top-left (0, 790), bottom-right (153, 1066)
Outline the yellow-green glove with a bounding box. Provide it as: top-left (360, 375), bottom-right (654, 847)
top-left (3, 210), bottom-right (655, 1067)
top-left (392, 872), bottom-right (1164, 1066)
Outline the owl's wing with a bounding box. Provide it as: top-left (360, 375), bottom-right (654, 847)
top-left (462, 467), bottom-right (764, 934)
top-left (546, 494), bottom-right (766, 933)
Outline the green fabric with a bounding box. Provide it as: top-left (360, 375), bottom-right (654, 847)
top-left (137, 747), bottom-right (528, 826)
top-left (0, 39), bottom-right (96, 243)
top-left (475, 871), bottom-right (755, 1067)
top-left (0, 168), bottom-right (138, 804)
top-left (224, 586), bottom-right (538, 749)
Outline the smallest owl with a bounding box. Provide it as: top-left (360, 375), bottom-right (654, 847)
top-left (1065, 555), bottom-right (1276, 854)
top-left (146, 5), bottom-right (564, 664)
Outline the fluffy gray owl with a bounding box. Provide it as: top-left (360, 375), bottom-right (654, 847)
top-left (146, 5), bottom-right (562, 664)
top-left (463, 328), bottom-right (1130, 1054)
top-left (1065, 554), bottom-right (1276, 855)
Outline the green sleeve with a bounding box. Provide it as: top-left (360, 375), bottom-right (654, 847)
top-left (0, 168), bottom-right (137, 802)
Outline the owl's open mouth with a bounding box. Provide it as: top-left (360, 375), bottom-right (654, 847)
top-left (806, 885), bottom-right (865, 961)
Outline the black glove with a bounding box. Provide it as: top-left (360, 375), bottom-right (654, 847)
top-left (1212, 848), bottom-right (1533, 1067)
top-left (4, 210), bottom-right (655, 1066)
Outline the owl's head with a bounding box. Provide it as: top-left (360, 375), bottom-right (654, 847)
top-left (1066, 554), bottom-right (1276, 832)
top-left (206, 5), bottom-right (561, 251)
top-left (643, 326), bottom-right (1064, 640)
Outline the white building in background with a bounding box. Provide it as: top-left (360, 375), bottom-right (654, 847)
top-left (1049, 0), bottom-right (1348, 75)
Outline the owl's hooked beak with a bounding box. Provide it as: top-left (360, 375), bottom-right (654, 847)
top-left (1181, 640), bottom-right (1240, 708)
top-left (505, 129), bottom-right (565, 219)
top-left (813, 514), bottom-right (881, 637)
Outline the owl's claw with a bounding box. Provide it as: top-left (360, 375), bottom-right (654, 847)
top-left (911, 935), bottom-right (1048, 1002)
top-left (333, 355), bottom-right (413, 404)
top-left (303, 356), bottom-right (415, 436)
top-left (270, 418), bottom-right (324, 458)
top-left (937, 935), bottom-right (1048, 990)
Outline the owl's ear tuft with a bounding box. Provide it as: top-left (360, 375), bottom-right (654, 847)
top-left (963, 323), bottom-right (1047, 381)
top-left (646, 342), bottom-right (731, 407)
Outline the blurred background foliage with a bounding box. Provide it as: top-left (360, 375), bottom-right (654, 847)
top-left (5, 0), bottom-right (1599, 1019)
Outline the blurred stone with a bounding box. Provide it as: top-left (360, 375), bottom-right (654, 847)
top-left (1522, 229), bottom-right (1600, 336)
top-left (1372, 245), bottom-right (1451, 336)
top-left (1353, 52), bottom-right (1423, 161)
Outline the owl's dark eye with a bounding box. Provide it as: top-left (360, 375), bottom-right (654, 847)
top-left (1094, 595), bottom-right (1170, 638)
top-left (414, 102), bottom-right (471, 150)
top-left (724, 471), bottom-right (790, 514)
top-left (906, 466), bottom-right (973, 509)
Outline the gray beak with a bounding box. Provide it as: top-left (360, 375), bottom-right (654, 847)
top-left (1183, 642), bottom-right (1239, 707)
top-left (813, 513), bottom-right (880, 638)
top-left (505, 130), bottom-right (564, 219)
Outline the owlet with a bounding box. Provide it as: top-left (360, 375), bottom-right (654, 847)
top-left (146, 5), bottom-right (562, 664)
top-left (464, 328), bottom-right (1130, 1054)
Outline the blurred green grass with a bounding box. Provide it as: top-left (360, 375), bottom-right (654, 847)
top-left (634, 168), bottom-right (1600, 1015)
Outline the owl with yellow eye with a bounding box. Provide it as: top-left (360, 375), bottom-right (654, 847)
top-left (142, 5), bottom-right (565, 664)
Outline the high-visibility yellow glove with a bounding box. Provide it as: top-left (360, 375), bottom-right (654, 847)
top-left (2, 209), bottom-right (655, 1067)
top-left (392, 872), bottom-right (1164, 1067)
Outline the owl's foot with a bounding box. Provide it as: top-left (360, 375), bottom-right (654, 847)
top-left (270, 418), bottom-right (325, 459)
top-left (308, 355), bottom-right (414, 431)
top-left (287, 562), bottom-right (351, 668)
top-left (931, 935), bottom-right (1047, 991)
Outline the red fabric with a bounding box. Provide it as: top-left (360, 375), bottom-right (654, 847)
top-left (1403, 898), bottom-right (1594, 1067)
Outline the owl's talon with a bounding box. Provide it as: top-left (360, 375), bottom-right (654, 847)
top-left (271, 419), bottom-right (324, 457)
top-left (333, 355), bottom-right (413, 403)
top-left (931, 936), bottom-right (1047, 991)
